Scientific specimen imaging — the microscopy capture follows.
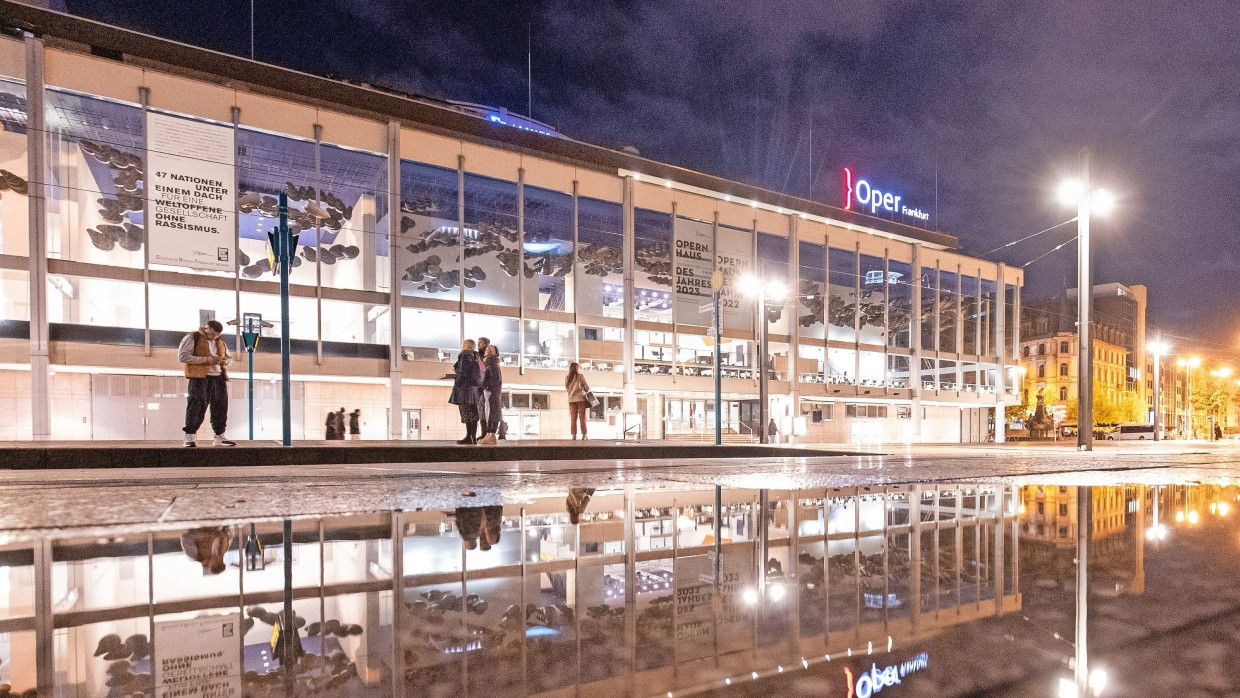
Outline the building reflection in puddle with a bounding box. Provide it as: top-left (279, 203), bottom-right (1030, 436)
top-left (0, 482), bottom-right (1236, 696)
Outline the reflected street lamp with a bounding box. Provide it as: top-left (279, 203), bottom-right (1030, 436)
top-left (739, 273), bottom-right (786, 444)
top-left (1057, 149), bottom-right (1115, 452)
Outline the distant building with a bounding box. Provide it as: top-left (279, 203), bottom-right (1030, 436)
top-left (1019, 283), bottom-right (1148, 423)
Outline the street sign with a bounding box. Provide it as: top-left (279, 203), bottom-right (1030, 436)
top-left (699, 303), bottom-right (715, 314)
top-left (711, 270), bottom-right (724, 291)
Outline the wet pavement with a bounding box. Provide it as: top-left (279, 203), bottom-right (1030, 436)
top-left (2, 441), bottom-right (1240, 696)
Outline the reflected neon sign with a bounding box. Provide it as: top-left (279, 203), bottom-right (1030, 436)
top-left (843, 168), bottom-right (930, 222)
top-left (843, 652), bottom-right (929, 698)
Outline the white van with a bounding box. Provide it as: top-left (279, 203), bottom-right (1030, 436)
top-left (1107, 423), bottom-right (1155, 440)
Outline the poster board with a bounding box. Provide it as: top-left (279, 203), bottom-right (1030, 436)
top-left (154, 613), bottom-right (242, 697)
top-left (147, 111), bottom-right (236, 272)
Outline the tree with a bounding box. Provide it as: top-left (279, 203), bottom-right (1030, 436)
top-left (1192, 374), bottom-right (1232, 434)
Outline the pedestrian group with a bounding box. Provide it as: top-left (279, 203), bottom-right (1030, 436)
top-left (180, 324), bottom-right (598, 445)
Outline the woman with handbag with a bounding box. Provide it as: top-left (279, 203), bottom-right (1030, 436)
top-left (565, 362), bottom-right (592, 440)
top-left (449, 339), bottom-right (483, 444)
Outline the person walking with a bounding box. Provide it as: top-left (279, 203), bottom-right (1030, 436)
top-left (349, 409), bottom-right (361, 440)
top-left (478, 345), bottom-right (504, 444)
top-left (450, 339), bottom-right (483, 444)
top-left (324, 410), bottom-right (337, 440)
top-left (332, 408), bottom-right (346, 441)
top-left (565, 362), bottom-right (590, 440)
top-left (179, 319), bottom-right (235, 447)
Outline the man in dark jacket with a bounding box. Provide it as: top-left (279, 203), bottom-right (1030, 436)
top-left (349, 409), bottom-right (361, 440)
top-left (449, 340), bottom-right (483, 443)
top-left (332, 408), bottom-right (346, 440)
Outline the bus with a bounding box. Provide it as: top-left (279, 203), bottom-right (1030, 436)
top-left (1106, 423), bottom-right (1156, 440)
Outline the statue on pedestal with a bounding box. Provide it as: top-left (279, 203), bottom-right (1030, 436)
top-left (1027, 389), bottom-right (1054, 438)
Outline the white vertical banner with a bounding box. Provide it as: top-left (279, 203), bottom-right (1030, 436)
top-left (154, 613), bottom-right (242, 696)
top-left (674, 216), bottom-right (713, 326)
top-left (147, 111), bottom-right (236, 272)
top-left (715, 224), bottom-right (753, 330)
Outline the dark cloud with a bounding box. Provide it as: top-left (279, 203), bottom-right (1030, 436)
top-left (66, 0), bottom-right (1240, 339)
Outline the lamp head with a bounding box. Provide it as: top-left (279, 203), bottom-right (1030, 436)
top-left (1057, 179), bottom-right (1085, 206)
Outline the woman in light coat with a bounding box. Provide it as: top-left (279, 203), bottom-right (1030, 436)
top-left (564, 362), bottom-right (590, 440)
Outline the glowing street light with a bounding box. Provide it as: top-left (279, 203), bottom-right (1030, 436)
top-left (1057, 149), bottom-right (1115, 453)
top-left (1149, 339), bottom-right (1169, 440)
top-left (739, 272), bottom-right (788, 444)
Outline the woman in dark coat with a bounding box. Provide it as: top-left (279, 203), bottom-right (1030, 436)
top-left (478, 345), bottom-right (503, 444)
top-left (325, 411), bottom-right (337, 440)
top-left (449, 339), bottom-right (483, 444)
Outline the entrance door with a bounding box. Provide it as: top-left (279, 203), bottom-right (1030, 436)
top-left (404, 409), bottom-right (422, 440)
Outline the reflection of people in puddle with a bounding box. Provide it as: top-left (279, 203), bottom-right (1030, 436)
top-left (456, 506), bottom-right (503, 550)
top-left (180, 526), bottom-right (232, 574)
top-left (566, 488), bottom-right (596, 524)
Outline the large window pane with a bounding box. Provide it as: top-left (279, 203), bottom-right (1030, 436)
top-left (322, 298), bottom-right (389, 345)
top-left (858, 253), bottom-right (885, 345)
top-left (239, 290), bottom-right (317, 341)
top-left (149, 282), bottom-right (234, 332)
top-left (0, 79), bottom-right (28, 257)
top-left (758, 232), bottom-right (788, 334)
top-left (578, 325), bottom-right (623, 372)
top-left (45, 90), bottom-right (144, 268)
top-left (319, 142), bottom-right (388, 292)
top-left (399, 161), bottom-right (460, 300)
top-left (633, 208), bottom-right (672, 323)
top-left (1005, 283), bottom-right (1017, 361)
top-left (237, 127), bottom-right (317, 286)
top-left (939, 270), bottom-right (958, 354)
top-left (576, 197), bottom-right (623, 318)
top-left (400, 308), bottom-right (459, 361)
top-left (962, 274), bottom-right (979, 355)
top-left (798, 240), bottom-right (826, 340)
top-left (465, 314), bottom-right (519, 365)
top-left (523, 319), bottom-right (573, 369)
top-left (920, 266), bottom-right (937, 351)
top-left (888, 260), bottom-right (912, 349)
top-left (0, 269), bottom-right (29, 321)
top-left (47, 275), bottom-right (143, 329)
top-left (982, 278), bottom-right (999, 358)
top-left (523, 185), bottom-right (573, 312)
top-left (828, 247), bottom-right (857, 343)
top-left (463, 173), bottom-right (519, 307)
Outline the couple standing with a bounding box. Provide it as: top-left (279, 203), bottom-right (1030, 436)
top-left (449, 337), bottom-right (503, 444)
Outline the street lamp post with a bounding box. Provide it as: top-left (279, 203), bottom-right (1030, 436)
top-left (1057, 148), bottom-right (1114, 452)
top-left (229, 313), bottom-right (272, 441)
top-left (739, 273), bottom-right (785, 445)
top-left (1183, 357), bottom-right (1201, 439)
top-left (1150, 339), bottom-right (1168, 441)
top-left (266, 192), bottom-right (299, 447)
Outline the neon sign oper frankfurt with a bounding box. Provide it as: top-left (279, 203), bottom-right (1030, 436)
top-left (843, 168), bottom-right (930, 222)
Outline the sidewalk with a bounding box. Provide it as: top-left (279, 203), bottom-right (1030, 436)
top-left (0, 439), bottom-right (845, 470)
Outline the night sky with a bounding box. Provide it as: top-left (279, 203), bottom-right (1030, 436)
top-left (66, 0), bottom-right (1240, 344)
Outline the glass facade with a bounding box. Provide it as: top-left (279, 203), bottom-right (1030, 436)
top-left (0, 36), bottom-right (1023, 443)
top-left (522, 185), bottom-right (573, 312)
top-left (463, 173), bottom-right (520, 309)
top-left (828, 247), bottom-right (857, 343)
top-left (45, 90), bottom-right (144, 269)
top-left (576, 197), bottom-right (623, 319)
top-left (633, 208), bottom-right (672, 324)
